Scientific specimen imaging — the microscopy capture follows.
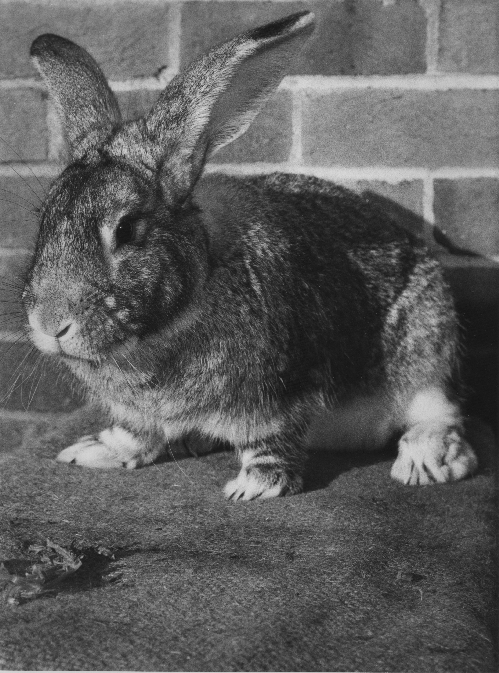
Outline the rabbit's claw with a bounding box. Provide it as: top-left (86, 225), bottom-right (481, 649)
top-left (56, 427), bottom-right (145, 469)
top-left (391, 422), bottom-right (478, 486)
top-left (224, 465), bottom-right (303, 501)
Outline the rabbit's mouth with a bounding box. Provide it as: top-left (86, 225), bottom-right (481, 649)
top-left (27, 319), bottom-right (96, 363)
top-left (60, 352), bottom-right (101, 365)
top-left (62, 335), bottom-right (142, 368)
top-left (29, 326), bottom-right (105, 364)
top-left (48, 325), bottom-right (140, 366)
top-left (58, 340), bottom-right (130, 366)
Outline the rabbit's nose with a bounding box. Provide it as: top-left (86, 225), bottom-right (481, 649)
top-left (28, 311), bottom-right (76, 341)
top-left (55, 319), bottom-right (76, 341)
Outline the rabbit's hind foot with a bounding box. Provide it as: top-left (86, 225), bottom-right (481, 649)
top-left (224, 448), bottom-right (303, 501)
top-left (56, 426), bottom-right (164, 469)
top-left (391, 388), bottom-right (478, 486)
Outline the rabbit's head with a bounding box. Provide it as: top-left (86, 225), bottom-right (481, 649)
top-left (23, 12), bottom-right (314, 362)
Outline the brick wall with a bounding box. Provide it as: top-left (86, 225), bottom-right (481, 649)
top-left (0, 0), bottom-right (498, 446)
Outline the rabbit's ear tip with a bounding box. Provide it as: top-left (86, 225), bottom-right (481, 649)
top-left (30, 33), bottom-right (49, 57)
top-left (251, 10), bottom-right (315, 41)
top-left (29, 33), bottom-right (81, 59)
top-left (30, 33), bottom-right (60, 57)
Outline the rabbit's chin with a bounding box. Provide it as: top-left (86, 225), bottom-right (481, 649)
top-left (57, 335), bottom-right (141, 368)
top-left (55, 339), bottom-right (103, 362)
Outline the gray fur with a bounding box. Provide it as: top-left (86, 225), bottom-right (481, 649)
top-left (23, 12), bottom-right (477, 499)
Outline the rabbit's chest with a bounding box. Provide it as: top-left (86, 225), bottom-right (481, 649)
top-left (69, 358), bottom-right (186, 417)
top-left (194, 412), bottom-right (283, 444)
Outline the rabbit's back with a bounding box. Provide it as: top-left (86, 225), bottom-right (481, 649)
top-left (192, 173), bottom-right (442, 408)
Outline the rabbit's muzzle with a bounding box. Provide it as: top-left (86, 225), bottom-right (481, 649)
top-left (25, 272), bottom-right (116, 362)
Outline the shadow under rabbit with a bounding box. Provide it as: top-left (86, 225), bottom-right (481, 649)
top-left (304, 416), bottom-right (496, 494)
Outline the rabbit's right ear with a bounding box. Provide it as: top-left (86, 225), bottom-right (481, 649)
top-left (143, 11), bottom-right (314, 204)
top-left (31, 34), bottom-right (121, 160)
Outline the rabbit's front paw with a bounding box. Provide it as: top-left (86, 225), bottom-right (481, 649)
top-left (391, 421), bottom-right (478, 486)
top-left (56, 426), bottom-right (152, 469)
top-left (224, 463), bottom-right (303, 501)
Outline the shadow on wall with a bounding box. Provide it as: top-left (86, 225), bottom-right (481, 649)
top-left (364, 190), bottom-right (482, 256)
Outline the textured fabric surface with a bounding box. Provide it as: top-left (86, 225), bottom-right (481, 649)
top-left (0, 405), bottom-right (496, 672)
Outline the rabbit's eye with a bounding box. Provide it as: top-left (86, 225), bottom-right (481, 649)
top-left (115, 215), bottom-right (137, 248)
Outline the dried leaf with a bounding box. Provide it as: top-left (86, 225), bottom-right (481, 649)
top-left (96, 546), bottom-right (114, 559)
top-left (2, 540), bottom-right (83, 605)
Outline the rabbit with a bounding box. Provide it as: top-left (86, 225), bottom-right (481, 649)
top-left (23, 10), bottom-right (478, 501)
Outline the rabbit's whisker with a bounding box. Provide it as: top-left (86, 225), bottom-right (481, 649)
top-left (166, 439), bottom-right (196, 486)
top-left (0, 188), bottom-right (39, 211)
top-left (0, 344), bottom-right (38, 406)
top-left (0, 197), bottom-right (38, 215)
top-left (26, 355), bottom-right (45, 410)
top-left (0, 331), bottom-right (31, 358)
top-left (133, 342), bottom-right (161, 390)
top-left (0, 278), bottom-right (26, 291)
top-left (21, 351), bottom-right (43, 411)
top-left (0, 135), bottom-right (47, 201)
top-left (119, 350), bottom-right (140, 373)
top-left (0, 323), bottom-right (25, 335)
top-left (111, 353), bottom-right (138, 397)
top-left (0, 306), bottom-right (25, 321)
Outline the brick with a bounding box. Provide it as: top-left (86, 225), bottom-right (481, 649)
top-left (0, 342), bottom-right (85, 413)
top-left (0, 90), bottom-right (47, 162)
top-left (181, 1), bottom-right (426, 75)
top-left (0, 176), bottom-right (50, 248)
top-left (302, 90), bottom-right (499, 168)
top-left (0, 2), bottom-right (172, 80)
top-left (439, 1), bottom-right (499, 74)
top-left (434, 180), bottom-right (499, 257)
top-left (303, 0), bottom-right (426, 76)
top-left (0, 251), bottom-right (31, 334)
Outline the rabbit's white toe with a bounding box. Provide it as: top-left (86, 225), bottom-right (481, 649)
top-left (224, 466), bottom-right (303, 501)
top-left (56, 426), bottom-right (144, 469)
top-left (391, 421), bottom-right (478, 486)
top-left (224, 472), bottom-right (281, 501)
top-left (57, 438), bottom-right (127, 468)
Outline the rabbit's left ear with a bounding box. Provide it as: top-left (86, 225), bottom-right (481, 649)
top-left (144, 11), bottom-right (314, 203)
top-left (31, 34), bottom-right (122, 160)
